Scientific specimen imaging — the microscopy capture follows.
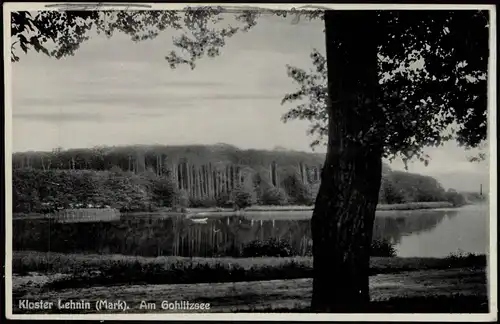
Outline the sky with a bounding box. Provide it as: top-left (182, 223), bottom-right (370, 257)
top-left (10, 13), bottom-right (490, 192)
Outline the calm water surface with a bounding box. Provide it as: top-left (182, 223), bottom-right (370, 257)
top-left (13, 204), bottom-right (489, 258)
top-left (390, 204), bottom-right (489, 257)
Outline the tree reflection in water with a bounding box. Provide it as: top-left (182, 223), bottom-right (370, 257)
top-left (13, 209), bottom-right (460, 257)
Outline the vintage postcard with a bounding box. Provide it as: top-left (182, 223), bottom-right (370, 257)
top-left (4, 2), bottom-right (497, 321)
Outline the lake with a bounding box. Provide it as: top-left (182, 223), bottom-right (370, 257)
top-left (12, 204), bottom-right (489, 258)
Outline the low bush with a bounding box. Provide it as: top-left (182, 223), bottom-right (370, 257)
top-left (370, 239), bottom-right (397, 257)
top-left (232, 184), bottom-right (255, 209)
top-left (261, 187), bottom-right (289, 206)
top-left (444, 189), bottom-right (467, 207)
top-left (446, 251), bottom-right (486, 268)
top-left (242, 238), bottom-right (296, 257)
top-left (215, 191), bottom-right (234, 208)
top-left (282, 173), bottom-right (315, 206)
top-left (298, 239), bottom-right (397, 258)
top-left (189, 197), bottom-right (217, 208)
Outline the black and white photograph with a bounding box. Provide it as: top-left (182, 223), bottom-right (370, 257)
top-left (4, 2), bottom-right (497, 320)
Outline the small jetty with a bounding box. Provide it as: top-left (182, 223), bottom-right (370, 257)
top-left (53, 208), bottom-right (121, 223)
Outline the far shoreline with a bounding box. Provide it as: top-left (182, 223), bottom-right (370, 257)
top-left (11, 201), bottom-right (474, 220)
top-left (177, 201), bottom-right (459, 219)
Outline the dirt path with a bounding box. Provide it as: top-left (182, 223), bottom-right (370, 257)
top-left (13, 267), bottom-right (486, 313)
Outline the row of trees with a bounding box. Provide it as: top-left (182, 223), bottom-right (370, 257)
top-left (11, 144), bottom-right (325, 173)
top-left (11, 168), bottom-right (316, 213)
top-left (12, 167), bottom-right (457, 214)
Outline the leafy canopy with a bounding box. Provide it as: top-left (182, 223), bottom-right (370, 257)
top-left (281, 11), bottom-right (489, 166)
top-left (11, 8), bottom-right (489, 166)
top-left (11, 8), bottom-right (260, 64)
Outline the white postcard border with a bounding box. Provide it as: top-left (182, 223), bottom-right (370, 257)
top-left (3, 2), bottom-right (497, 321)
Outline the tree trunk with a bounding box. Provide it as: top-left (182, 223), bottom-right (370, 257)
top-left (208, 163), bottom-right (214, 199)
top-left (197, 167), bottom-right (202, 199)
top-left (311, 10), bottom-right (383, 313)
top-left (186, 162), bottom-right (191, 193)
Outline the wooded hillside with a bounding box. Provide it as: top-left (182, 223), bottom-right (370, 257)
top-left (12, 144), bottom-right (456, 213)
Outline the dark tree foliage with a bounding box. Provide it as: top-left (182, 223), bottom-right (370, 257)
top-left (151, 177), bottom-right (178, 207)
top-left (282, 11), bottom-right (488, 165)
top-left (11, 8), bottom-right (259, 65)
top-left (242, 238), bottom-right (296, 258)
top-left (12, 165), bottom-right (449, 214)
top-left (389, 171), bottom-right (446, 203)
top-left (12, 144), bottom-right (326, 172)
top-left (231, 183), bottom-right (255, 209)
top-left (261, 186), bottom-right (289, 206)
top-left (281, 171), bottom-right (315, 205)
top-left (444, 188), bottom-right (468, 207)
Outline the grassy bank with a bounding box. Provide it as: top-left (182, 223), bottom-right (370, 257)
top-left (12, 268), bottom-right (488, 314)
top-left (12, 251), bottom-right (486, 290)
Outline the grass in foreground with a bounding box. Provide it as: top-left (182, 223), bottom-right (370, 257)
top-left (12, 251), bottom-right (486, 290)
top-left (232, 295), bottom-right (489, 313)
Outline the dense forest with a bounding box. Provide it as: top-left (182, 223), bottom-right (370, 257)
top-left (12, 144), bottom-right (473, 214)
top-left (12, 143), bottom-right (326, 173)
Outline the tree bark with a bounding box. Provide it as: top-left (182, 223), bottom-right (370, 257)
top-left (311, 10), bottom-right (383, 313)
top-left (208, 163), bottom-right (214, 199)
top-left (186, 162), bottom-right (191, 194)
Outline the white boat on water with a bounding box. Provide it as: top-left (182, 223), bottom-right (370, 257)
top-left (190, 218), bottom-right (208, 224)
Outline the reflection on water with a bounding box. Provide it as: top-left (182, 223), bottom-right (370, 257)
top-left (393, 205), bottom-right (489, 257)
top-left (12, 205), bottom-right (489, 258)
